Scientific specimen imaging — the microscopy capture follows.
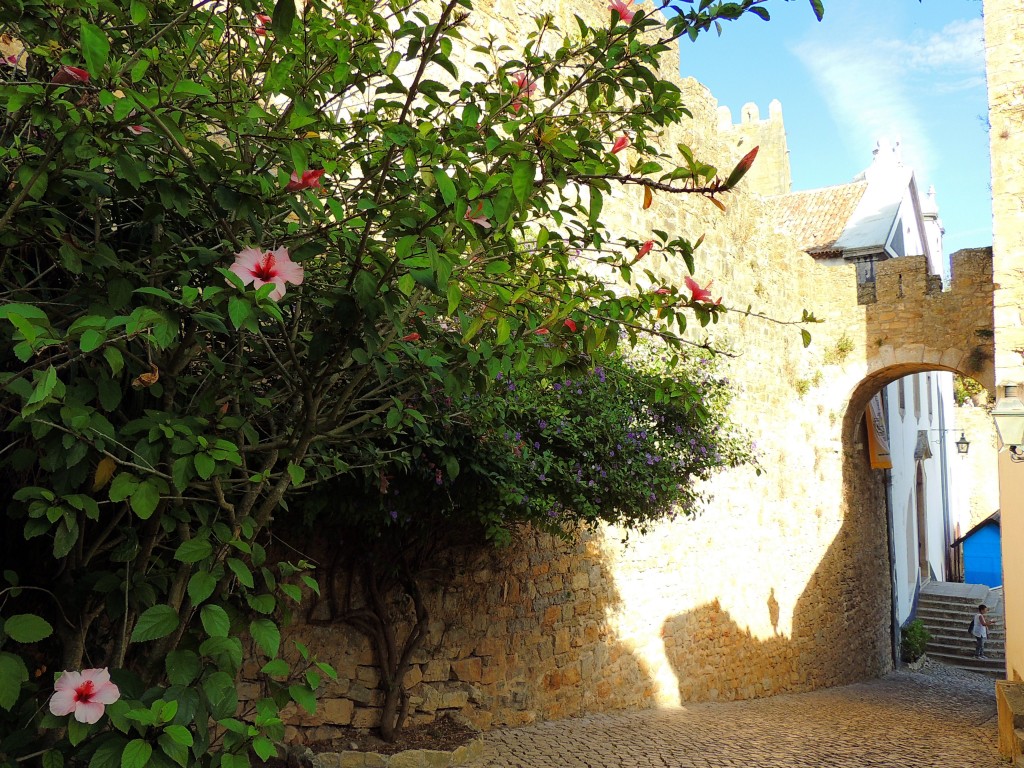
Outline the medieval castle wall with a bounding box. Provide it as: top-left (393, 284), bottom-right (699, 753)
top-left (260, 0), bottom-right (997, 740)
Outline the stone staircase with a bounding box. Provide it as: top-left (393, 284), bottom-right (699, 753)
top-left (915, 583), bottom-right (1004, 676)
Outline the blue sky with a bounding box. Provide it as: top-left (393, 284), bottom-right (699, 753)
top-left (680, 0), bottom-right (991, 258)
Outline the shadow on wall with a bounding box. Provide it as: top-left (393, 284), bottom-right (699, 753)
top-left (661, 415), bottom-right (893, 704)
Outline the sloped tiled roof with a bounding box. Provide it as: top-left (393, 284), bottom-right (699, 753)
top-left (766, 181), bottom-right (869, 256)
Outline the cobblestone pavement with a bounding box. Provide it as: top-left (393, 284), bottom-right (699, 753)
top-left (463, 664), bottom-right (1003, 768)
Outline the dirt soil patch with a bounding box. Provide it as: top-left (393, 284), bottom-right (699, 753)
top-left (258, 716), bottom-right (479, 766)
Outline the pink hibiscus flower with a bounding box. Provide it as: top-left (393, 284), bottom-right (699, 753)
top-left (465, 203), bottom-right (491, 229)
top-left (510, 71), bottom-right (537, 113)
top-left (49, 668), bottom-right (121, 724)
top-left (611, 135), bottom-right (630, 155)
top-left (636, 240), bottom-right (654, 259)
top-left (127, 125), bottom-right (152, 136)
top-left (51, 66), bottom-right (90, 86)
top-left (402, 332), bottom-right (421, 342)
top-left (284, 169), bottom-right (325, 192)
top-left (253, 13), bottom-right (272, 35)
top-left (229, 246), bottom-right (304, 301)
top-left (685, 276), bottom-right (721, 305)
top-left (609, 0), bottom-right (635, 24)
top-left (563, 318), bottom-right (578, 332)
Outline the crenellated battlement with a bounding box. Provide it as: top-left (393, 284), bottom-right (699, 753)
top-left (717, 99), bottom-right (791, 197)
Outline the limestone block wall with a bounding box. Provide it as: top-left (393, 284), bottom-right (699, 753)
top-left (263, 0), bottom-right (996, 741)
top-left (718, 100), bottom-right (792, 197)
top-left (954, 404), bottom-right (1000, 532)
top-left (985, 0), bottom-right (1024, 688)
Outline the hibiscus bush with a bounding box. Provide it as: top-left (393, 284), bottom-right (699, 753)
top-left (0, 0), bottom-right (822, 763)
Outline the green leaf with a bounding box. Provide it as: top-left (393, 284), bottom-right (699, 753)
top-left (279, 583), bottom-right (302, 602)
top-left (252, 737), bottom-right (276, 762)
top-left (271, 0), bottom-right (296, 35)
top-left (166, 650), bottom-right (201, 687)
top-left (42, 750), bottom-right (64, 768)
top-left (0, 652), bottom-right (29, 710)
top-left (109, 473), bottom-right (139, 503)
top-left (80, 23), bottom-right (110, 74)
top-left (434, 168), bottom-right (456, 207)
top-left (130, 0), bottom-right (148, 24)
top-left (221, 754), bottom-right (250, 768)
top-left (174, 538), bottom-right (212, 564)
top-left (227, 558), bottom-right (254, 588)
top-left (26, 366), bottom-right (58, 406)
top-left (588, 188), bottom-right (603, 228)
top-left (4, 613), bottom-right (53, 643)
top-left (121, 738), bottom-right (152, 768)
top-left (247, 593), bottom-right (276, 614)
top-left (103, 347), bottom-right (124, 375)
top-left (156, 733), bottom-right (188, 768)
top-left (447, 282), bottom-right (461, 314)
top-left (162, 725), bottom-right (193, 747)
top-left (202, 671), bottom-right (238, 719)
top-left (801, 328), bottom-right (812, 348)
top-left (250, 619), bottom-right (280, 658)
top-left (260, 659), bottom-right (289, 677)
top-left (200, 604), bottom-right (230, 638)
top-left (67, 717), bottom-right (91, 746)
top-left (171, 456), bottom-right (193, 493)
top-left (89, 737), bottom-right (127, 768)
top-left (289, 684), bottom-right (317, 715)
top-left (286, 463), bottom-right (305, 486)
top-left (194, 453), bottom-right (216, 480)
top-left (228, 296), bottom-right (251, 330)
top-left (130, 480), bottom-right (161, 519)
top-left (80, 329), bottom-right (105, 353)
top-left (511, 160), bottom-right (535, 205)
top-left (131, 605), bottom-right (179, 642)
top-left (187, 570), bottom-right (217, 605)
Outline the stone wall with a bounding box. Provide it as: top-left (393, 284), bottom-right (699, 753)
top-left (955, 405), bottom-right (1000, 532)
top-left (264, 0), bottom-right (998, 741)
top-left (984, 0), bottom-right (1024, 692)
top-left (718, 100), bottom-right (792, 197)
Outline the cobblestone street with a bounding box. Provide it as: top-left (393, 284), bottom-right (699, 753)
top-left (463, 664), bottom-right (1003, 768)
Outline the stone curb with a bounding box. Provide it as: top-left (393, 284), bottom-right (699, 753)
top-left (310, 737), bottom-right (485, 768)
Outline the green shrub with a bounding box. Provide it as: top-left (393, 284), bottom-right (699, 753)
top-left (901, 618), bottom-right (931, 662)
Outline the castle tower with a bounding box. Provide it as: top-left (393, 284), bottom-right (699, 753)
top-left (717, 99), bottom-right (791, 197)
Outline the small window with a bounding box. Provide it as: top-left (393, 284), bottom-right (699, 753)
top-left (898, 378), bottom-right (906, 419)
top-left (927, 373), bottom-right (933, 421)
top-left (913, 374), bottom-right (921, 420)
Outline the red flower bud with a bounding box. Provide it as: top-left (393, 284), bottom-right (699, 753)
top-left (51, 66), bottom-right (90, 86)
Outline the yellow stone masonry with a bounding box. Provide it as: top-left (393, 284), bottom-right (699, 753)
top-left (267, 1), bottom-right (998, 741)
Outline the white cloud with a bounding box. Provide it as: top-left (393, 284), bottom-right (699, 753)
top-left (789, 17), bottom-right (985, 183)
top-left (899, 18), bottom-right (985, 73)
top-left (791, 40), bottom-right (934, 179)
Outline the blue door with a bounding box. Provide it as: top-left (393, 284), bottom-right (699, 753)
top-left (964, 524), bottom-right (1002, 588)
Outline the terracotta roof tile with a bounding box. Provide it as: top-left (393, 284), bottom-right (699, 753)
top-left (766, 181), bottom-right (868, 256)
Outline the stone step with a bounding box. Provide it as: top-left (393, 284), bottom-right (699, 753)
top-left (920, 623), bottom-right (1005, 638)
top-left (919, 594), bottom-right (988, 608)
top-left (916, 606), bottom-right (1003, 623)
top-left (926, 635), bottom-right (1005, 652)
top-left (927, 651), bottom-right (1004, 676)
